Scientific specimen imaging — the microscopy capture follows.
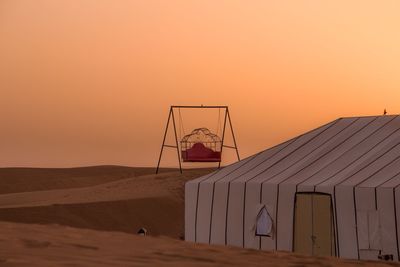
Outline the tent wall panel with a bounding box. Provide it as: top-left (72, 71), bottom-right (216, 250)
top-left (212, 139), bottom-right (294, 238)
top-left (356, 210), bottom-right (369, 249)
top-left (355, 187), bottom-right (376, 212)
top-left (196, 155), bottom-right (258, 243)
top-left (260, 183), bottom-right (279, 250)
top-left (314, 185), bottom-right (334, 197)
top-left (185, 172), bottom-right (214, 242)
top-left (368, 211), bottom-right (382, 250)
top-left (210, 181), bottom-right (229, 245)
top-left (335, 185), bottom-right (359, 259)
top-left (276, 184), bottom-right (297, 251)
top-left (209, 148), bottom-right (283, 245)
top-left (196, 181), bottom-right (214, 243)
top-left (185, 181), bottom-right (199, 242)
top-left (210, 180), bottom-right (230, 245)
top-left (395, 187), bottom-right (400, 260)
top-left (376, 187), bottom-right (398, 260)
top-left (359, 250), bottom-right (380, 260)
top-left (380, 175), bottom-right (400, 261)
top-left (189, 158), bottom-right (253, 243)
top-left (244, 181), bottom-right (262, 249)
top-left (205, 155), bottom-right (258, 244)
top-left (298, 184), bottom-right (315, 192)
top-left (226, 181), bottom-right (246, 247)
top-left (355, 187), bottom-right (382, 260)
top-left (208, 148), bottom-right (287, 246)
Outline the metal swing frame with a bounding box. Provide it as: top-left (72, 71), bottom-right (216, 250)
top-left (156, 105), bottom-right (240, 174)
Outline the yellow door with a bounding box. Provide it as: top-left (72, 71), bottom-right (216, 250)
top-left (294, 193), bottom-right (335, 256)
top-left (294, 194), bottom-right (313, 254)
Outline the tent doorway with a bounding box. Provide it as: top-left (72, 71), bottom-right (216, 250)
top-left (293, 193), bottom-right (336, 257)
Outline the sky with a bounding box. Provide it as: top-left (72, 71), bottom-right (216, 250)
top-left (1, 0), bottom-right (400, 168)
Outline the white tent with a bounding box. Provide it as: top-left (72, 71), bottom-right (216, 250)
top-left (185, 115), bottom-right (400, 261)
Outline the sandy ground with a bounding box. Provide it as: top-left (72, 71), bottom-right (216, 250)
top-left (2, 221), bottom-right (398, 267)
top-left (0, 166), bottom-right (399, 266)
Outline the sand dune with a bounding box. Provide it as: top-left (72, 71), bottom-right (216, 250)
top-left (0, 166), bottom-right (212, 238)
top-left (0, 166), bottom-right (173, 194)
top-left (0, 166), bottom-right (398, 266)
top-left (0, 171), bottom-right (178, 208)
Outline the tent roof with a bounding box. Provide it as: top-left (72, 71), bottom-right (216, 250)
top-left (192, 115), bottom-right (400, 190)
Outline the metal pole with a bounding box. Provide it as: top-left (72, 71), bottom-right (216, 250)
top-left (227, 108), bottom-right (240, 161)
top-left (156, 108), bottom-right (172, 174)
top-left (218, 107), bottom-right (228, 168)
top-left (171, 105), bottom-right (228, 109)
top-left (171, 108), bottom-right (183, 173)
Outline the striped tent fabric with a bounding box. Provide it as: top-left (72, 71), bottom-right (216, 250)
top-left (185, 115), bottom-right (400, 261)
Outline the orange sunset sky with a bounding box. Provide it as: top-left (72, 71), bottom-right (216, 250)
top-left (1, 1), bottom-right (400, 168)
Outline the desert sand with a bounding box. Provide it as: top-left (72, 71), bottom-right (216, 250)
top-left (0, 166), bottom-right (398, 266)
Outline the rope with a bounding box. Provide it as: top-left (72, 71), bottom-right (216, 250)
top-left (178, 108), bottom-right (185, 141)
top-left (216, 108), bottom-right (221, 136)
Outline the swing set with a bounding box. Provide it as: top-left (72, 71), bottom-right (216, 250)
top-left (156, 105), bottom-right (240, 174)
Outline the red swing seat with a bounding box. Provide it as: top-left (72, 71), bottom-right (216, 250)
top-left (180, 128), bottom-right (222, 163)
top-left (181, 142), bottom-right (221, 162)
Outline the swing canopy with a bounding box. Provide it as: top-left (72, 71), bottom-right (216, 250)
top-left (180, 128), bottom-right (222, 162)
